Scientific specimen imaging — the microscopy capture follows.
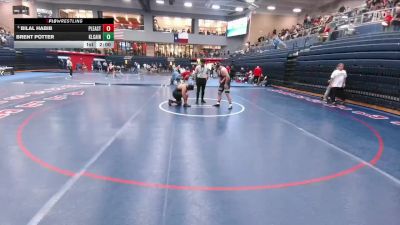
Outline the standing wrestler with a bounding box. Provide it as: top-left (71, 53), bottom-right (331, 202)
top-left (213, 63), bottom-right (233, 110)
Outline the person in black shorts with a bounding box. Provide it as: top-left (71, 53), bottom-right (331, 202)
top-left (168, 83), bottom-right (194, 107)
top-left (213, 63), bottom-right (233, 110)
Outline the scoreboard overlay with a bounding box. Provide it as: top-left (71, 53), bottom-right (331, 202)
top-left (14, 18), bottom-right (114, 49)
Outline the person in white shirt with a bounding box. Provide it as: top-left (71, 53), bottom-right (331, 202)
top-left (328, 63), bottom-right (347, 104)
top-left (1, 36), bottom-right (6, 46)
top-left (193, 59), bottom-right (209, 104)
top-left (66, 58), bottom-right (73, 78)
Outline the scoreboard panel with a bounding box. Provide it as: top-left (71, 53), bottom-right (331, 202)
top-left (14, 18), bottom-right (115, 49)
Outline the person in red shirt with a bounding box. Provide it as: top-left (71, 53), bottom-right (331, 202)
top-left (226, 65), bottom-right (231, 74)
top-left (181, 68), bottom-right (191, 80)
top-left (253, 66), bottom-right (262, 85)
top-left (383, 11), bottom-right (393, 31)
top-left (321, 24), bottom-right (331, 42)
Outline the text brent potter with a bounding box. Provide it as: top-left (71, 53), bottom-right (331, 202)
top-left (16, 35), bottom-right (54, 40)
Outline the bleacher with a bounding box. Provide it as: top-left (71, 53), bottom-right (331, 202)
top-left (174, 58), bottom-right (191, 68)
top-left (0, 47), bottom-right (16, 67)
top-left (231, 31), bottom-right (400, 110)
top-left (14, 49), bottom-right (60, 71)
top-left (231, 49), bottom-right (293, 86)
top-left (0, 47), bottom-right (16, 75)
top-left (254, 34), bottom-right (320, 52)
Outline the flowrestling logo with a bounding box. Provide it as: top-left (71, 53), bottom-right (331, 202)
top-left (0, 85), bottom-right (85, 121)
top-left (269, 89), bottom-right (399, 126)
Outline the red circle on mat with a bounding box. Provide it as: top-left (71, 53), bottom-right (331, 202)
top-left (17, 104), bottom-right (384, 191)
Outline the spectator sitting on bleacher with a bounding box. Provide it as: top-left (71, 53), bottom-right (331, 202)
top-left (272, 29), bottom-right (287, 49)
top-left (304, 15), bottom-right (313, 28)
top-left (244, 70), bottom-right (254, 84)
top-left (393, 2), bottom-right (400, 31)
top-left (0, 35), bottom-right (6, 46)
top-left (386, 0), bottom-right (396, 8)
top-left (0, 27), bottom-right (11, 47)
top-left (383, 10), bottom-right (394, 30)
top-left (320, 24), bottom-right (332, 42)
top-left (248, 0), bottom-right (399, 52)
top-left (259, 74), bottom-right (269, 87)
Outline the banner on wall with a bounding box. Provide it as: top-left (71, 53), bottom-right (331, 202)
top-left (173, 32), bottom-right (188, 44)
top-left (114, 29), bottom-right (125, 40)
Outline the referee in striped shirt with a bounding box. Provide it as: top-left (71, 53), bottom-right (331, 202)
top-left (193, 59), bottom-right (209, 104)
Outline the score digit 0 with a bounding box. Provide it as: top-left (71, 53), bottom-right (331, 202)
top-left (103, 32), bottom-right (114, 41)
top-left (102, 24), bottom-right (114, 32)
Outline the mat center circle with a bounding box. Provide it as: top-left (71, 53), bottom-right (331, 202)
top-left (159, 98), bottom-right (245, 117)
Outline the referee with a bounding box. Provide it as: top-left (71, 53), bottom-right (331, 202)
top-left (194, 59), bottom-right (209, 104)
top-left (66, 57), bottom-right (73, 78)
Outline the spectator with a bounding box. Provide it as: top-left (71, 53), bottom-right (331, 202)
top-left (240, 67), bottom-right (245, 77)
top-left (0, 27), bottom-right (13, 47)
top-left (253, 66), bottom-right (262, 85)
top-left (321, 24), bottom-right (332, 42)
top-left (97, 61), bottom-right (102, 72)
top-left (246, 70), bottom-right (254, 84)
top-left (304, 15), bottom-right (312, 28)
top-left (0, 35), bottom-right (6, 46)
top-left (382, 10), bottom-right (394, 31)
top-left (259, 74), bottom-right (269, 86)
top-left (181, 67), bottom-right (192, 80)
top-left (372, 0), bottom-right (384, 10)
top-left (102, 61), bottom-right (108, 72)
top-left (393, 2), bottom-right (400, 31)
top-left (386, 0), bottom-right (395, 8)
top-left (229, 65), bottom-right (236, 80)
top-left (272, 29), bottom-right (287, 49)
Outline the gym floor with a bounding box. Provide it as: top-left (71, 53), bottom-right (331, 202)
top-left (0, 72), bottom-right (399, 225)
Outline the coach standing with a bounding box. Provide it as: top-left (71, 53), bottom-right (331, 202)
top-left (194, 59), bottom-right (209, 104)
top-left (329, 63), bottom-right (347, 104)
